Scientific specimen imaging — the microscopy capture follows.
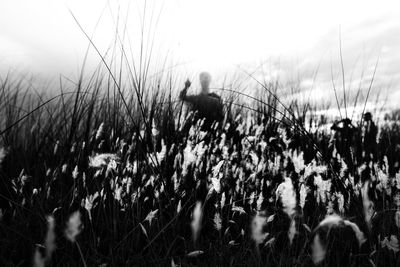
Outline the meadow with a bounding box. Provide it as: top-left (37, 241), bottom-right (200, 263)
top-left (1, 64), bottom-right (400, 267)
top-left (1, 12), bottom-right (400, 266)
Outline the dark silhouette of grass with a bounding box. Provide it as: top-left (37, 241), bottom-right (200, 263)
top-left (0, 5), bottom-right (397, 267)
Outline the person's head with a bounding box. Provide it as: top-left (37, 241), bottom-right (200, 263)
top-left (311, 215), bottom-right (365, 266)
top-left (199, 72), bottom-right (211, 94)
top-left (363, 112), bottom-right (372, 121)
top-left (342, 118), bottom-right (352, 126)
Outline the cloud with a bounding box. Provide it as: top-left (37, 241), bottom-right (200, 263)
top-left (259, 13), bottom-right (400, 109)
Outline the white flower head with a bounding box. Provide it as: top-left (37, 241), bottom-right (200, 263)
top-left (191, 202), bottom-right (203, 242)
top-left (213, 212), bottom-right (222, 231)
top-left (276, 178), bottom-right (297, 216)
top-left (256, 193), bottom-right (264, 211)
top-left (89, 153), bottom-right (119, 168)
top-left (45, 216), bottom-right (56, 260)
top-left (395, 210), bottom-right (400, 229)
top-left (251, 214), bottom-right (268, 245)
top-left (65, 211), bottom-right (83, 242)
top-left (381, 235), bottom-right (400, 253)
top-left (311, 233), bottom-right (326, 265)
top-left (72, 165), bottom-right (79, 180)
top-left (0, 147), bottom-right (7, 166)
top-left (211, 177), bottom-right (221, 193)
top-left (288, 219), bottom-right (297, 245)
top-left (95, 122), bottom-right (105, 140)
top-left (299, 184), bottom-right (308, 209)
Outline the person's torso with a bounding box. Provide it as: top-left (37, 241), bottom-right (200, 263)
top-left (190, 93), bottom-right (223, 121)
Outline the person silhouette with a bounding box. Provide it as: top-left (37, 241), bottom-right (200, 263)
top-left (361, 112), bottom-right (378, 162)
top-left (179, 72), bottom-right (224, 128)
top-left (329, 118), bottom-right (356, 169)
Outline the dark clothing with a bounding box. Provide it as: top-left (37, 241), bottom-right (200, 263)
top-left (361, 120), bottom-right (378, 162)
top-left (329, 119), bottom-right (356, 168)
top-left (179, 90), bottom-right (224, 126)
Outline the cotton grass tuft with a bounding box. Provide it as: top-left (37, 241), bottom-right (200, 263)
top-left (251, 214), bottom-right (268, 245)
top-left (191, 201), bottom-right (203, 242)
top-left (276, 178), bottom-right (297, 216)
top-left (65, 211), bottom-right (83, 242)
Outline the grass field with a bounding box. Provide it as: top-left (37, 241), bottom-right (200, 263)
top-left (1, 64), bottom-right (400, 267)
top-left (1, 8), bottom-right (400, 266)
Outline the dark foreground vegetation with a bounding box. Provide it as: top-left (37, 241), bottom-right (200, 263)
top-left (1, 70), bottom-right (400, 267)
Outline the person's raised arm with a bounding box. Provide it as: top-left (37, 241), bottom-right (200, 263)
top-left (179, 79), bottom-right (191, 100)
top-left (179, 79), bottom-right (198, 103)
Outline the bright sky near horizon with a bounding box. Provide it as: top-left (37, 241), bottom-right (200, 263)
top-left (1, 0), bottom-right (400, 106)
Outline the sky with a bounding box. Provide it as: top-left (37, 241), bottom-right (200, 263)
top-left (0, 0), bottom-right (399, 108)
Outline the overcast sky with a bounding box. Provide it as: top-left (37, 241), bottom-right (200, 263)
top-left (1, 0), bottom-right (399, 107)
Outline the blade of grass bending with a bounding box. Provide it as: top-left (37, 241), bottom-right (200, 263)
top-left (330, 61), bottom-right (343, 120)
top-left (0, 91), bottom-right (93, 136)
top-left (360, 55), bottom-right (380, 127)
top-left (225, 100), bottom-right (326, 160)
top-left (141, 193), bottom-right (194, 252)
top-left (351, 57), bottom-right (366, 121)
top-left (107, 5), bottom-right (154, 146)
top-left (339, 27), bottom-right (348, 118)
top-left (115, 20), bottom-right (163, 170)
top-left (68, 3), bottom-right (107, 151)
top-left (69, 10), bottom-right (173, 206)
top-left (230, 70), bottom-right (343, 181)
top-left (222, 74), bottom-right (328, 163)
top-left (304, 53), bottom-right (324, 116)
